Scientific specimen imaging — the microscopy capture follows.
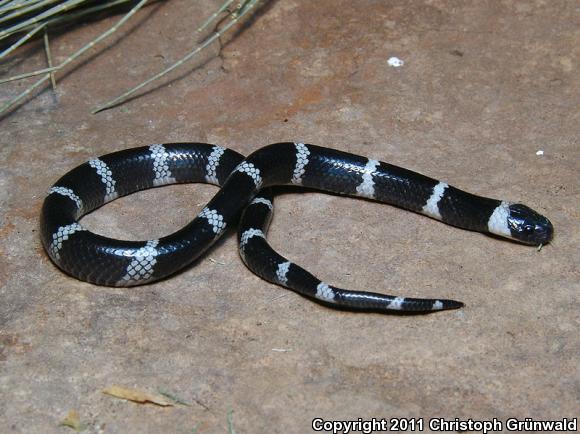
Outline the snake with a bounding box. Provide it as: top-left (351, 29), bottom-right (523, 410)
top-left (40, 142), bottom-right (553, 314)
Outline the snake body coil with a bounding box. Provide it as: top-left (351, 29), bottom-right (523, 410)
top-left (40, 143), bottom-right (553, 313)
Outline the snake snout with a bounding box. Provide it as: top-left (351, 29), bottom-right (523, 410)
top-left (534, 217), bottom-right (554, 245)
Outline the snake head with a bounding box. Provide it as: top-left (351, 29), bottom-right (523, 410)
top-left (507, 203), bottom-right (553, 245)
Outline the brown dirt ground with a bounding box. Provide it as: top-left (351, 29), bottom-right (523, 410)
top-left (0, 1), bottom-right (578, 433)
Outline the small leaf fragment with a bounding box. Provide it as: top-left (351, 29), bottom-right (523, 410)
top-left (60, 410), bottom-right (84, 431)
top-left (102, 385), bottom-right (174, 406)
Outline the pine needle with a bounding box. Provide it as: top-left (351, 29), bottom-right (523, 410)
top-left (0, 0), bottom-right (263, 115)
top-left (0, 65), bottom-right (58, 83)
top-left (43, 27), bottom-right (56, 90)
top-left (0, 0), bottom-right (149, 115)
top-left (196, 0), bottom-right (236, 35)
top-left (92, 0), bottom-right (261, 113)
top-left (0, 0), bottom-right (87, 40)
top-left (0, 22), bottom-right (45, 59)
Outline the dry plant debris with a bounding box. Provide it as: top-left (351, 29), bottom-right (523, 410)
top-left (0, 0), bottom-right (262, 115)
top-left (60, 409), bottom-right (84, 431)
top-left (102, 384), bottom-right (175, 406)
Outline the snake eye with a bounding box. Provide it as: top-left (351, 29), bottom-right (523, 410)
top-left (523, 225), bottom-right (535, 234)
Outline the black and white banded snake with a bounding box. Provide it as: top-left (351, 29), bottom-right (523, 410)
top-left (40, 143), bottom-right (553, 314)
